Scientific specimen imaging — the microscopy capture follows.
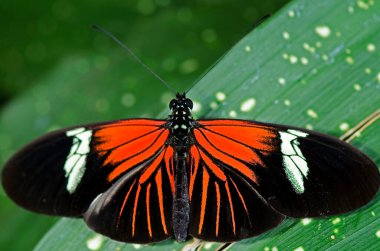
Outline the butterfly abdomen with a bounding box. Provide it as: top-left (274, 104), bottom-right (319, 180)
top-left (172, 151), bottom-right (190, 242)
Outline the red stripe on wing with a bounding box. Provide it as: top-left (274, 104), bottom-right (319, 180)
top-left (95, 119), bottom-right (165, 152)
top-left (139, 149), bottom-right (166, 184)
top-left (194, 129), bottom-right (257, 183)
top-left (189, 146), bottom-right (200, 201)
top-left (155, 169), bottom-right (169, 235)
top-left (106, 129), bottom-right (169, 182)
top-left (199, 128), bottom-right (265, 166)
top-left (164, 146), bottom-right (175, 194)
top-left (198, 148), bottom-right (227, 181)
top-left (198, 120), bottom-right (277, 152)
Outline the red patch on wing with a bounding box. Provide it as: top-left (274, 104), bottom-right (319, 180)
top-left (93, 119), bottom-right (169, 182)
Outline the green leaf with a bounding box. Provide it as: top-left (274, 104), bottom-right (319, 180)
top-left (4, 0), bottom-right (380, 250)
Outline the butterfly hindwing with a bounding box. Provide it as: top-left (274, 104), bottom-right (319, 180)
top-left (1, 119), bottom-right (169, 221)
top-left (195, 119), bottom-right (380, 218)
top-left (84, 146), bottom-right (175, 243)
top-left (187, 145), bottom-right (285, 242)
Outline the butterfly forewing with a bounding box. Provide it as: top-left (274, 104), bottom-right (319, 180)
top-left (195, 119), bottom-right (380, 218)
top-left (1, 119), bottom-right (169, 220)
top-left (2, 126), bottom-right (104, 216)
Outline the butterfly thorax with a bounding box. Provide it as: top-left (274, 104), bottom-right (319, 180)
top-left (168, 93), bottom-right (195, 143)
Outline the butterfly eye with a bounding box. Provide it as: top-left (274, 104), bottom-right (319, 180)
top-left (169, 99), bottom-right (177, 109)
top-left (185, 99), bottom-right (193, 109)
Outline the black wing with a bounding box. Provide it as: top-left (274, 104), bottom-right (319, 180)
top-left (187, 144), bottom-right (285, 242)
top-left (192, 119), bottom-right (379, 235)
top-left (2, 119), bottom-right (174, 243)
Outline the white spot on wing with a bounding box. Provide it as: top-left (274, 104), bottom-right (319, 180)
top-left (64, 127), bottom-right (92, 194)
top-left (279, 130), bottom-right (309, 194)
top-left (283, 156), bottom-right (305, 193)
top-left (66, 127), bottom-right (85, 136)
top-left (288, 129), bottom-right (308, 137)
top-left (293, 156), bottom-right (308, 175)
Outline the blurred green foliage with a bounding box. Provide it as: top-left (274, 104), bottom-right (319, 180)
top-left (0, 1), bottom-right (290, 250)
top-left (0, 0), bottom-right (288, 106)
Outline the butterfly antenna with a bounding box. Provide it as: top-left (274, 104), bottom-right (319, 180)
top-left (91, 24), bottom-right (177, 94)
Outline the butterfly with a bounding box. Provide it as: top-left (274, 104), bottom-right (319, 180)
top-left (2, 92), bottom-right (379, 244)
top-left (2, 25), bottom-right (380, 244)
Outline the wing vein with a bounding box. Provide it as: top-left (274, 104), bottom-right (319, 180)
top-left (132, 184), bottom-right (141, 237)
top-left (117, 179), bottom-right (137, 230)
top-left (225, 181), bottom-right (236, 235)
top-left (230, 177), bottom-right (252, 226)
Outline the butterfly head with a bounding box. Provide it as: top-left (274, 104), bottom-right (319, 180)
top-left (169, 93), bottom-right (193, 111)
